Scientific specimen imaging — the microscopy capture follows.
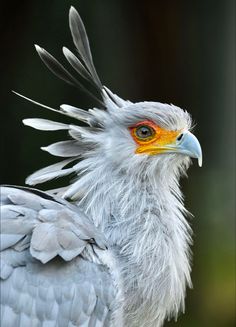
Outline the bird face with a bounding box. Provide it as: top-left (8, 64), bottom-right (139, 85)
top-left (103, 102), bottom-right (202, 168)
top-left (130, 120), bottom-right (181, 155)
top-left (130, 120), bottom-right (202, 166)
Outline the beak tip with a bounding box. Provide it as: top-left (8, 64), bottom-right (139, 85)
top-left (178, 131), bottom-right (202, 167)
top-left (198, 156), bottom-right (203, 167)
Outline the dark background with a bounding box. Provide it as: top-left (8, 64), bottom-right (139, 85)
top-left (1, 1), bottom-right (235, 326)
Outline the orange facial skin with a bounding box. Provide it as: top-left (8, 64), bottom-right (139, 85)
top-left (130, 120), bottom-right (182, 155)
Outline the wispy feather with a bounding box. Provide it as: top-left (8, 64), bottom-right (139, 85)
top-left (35, 45), bottom-right (103, 106)
top-left (69, 6), bottom-right (102, 89)
top-left (23, 118), bottom-right (69, 131)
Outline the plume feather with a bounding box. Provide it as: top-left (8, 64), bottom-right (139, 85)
top-left (26, 168), bottom-right (74, 186)
top-left (35, 44), bottom-right (80, 87)
top-left (62, 47), bottom-right (99, 90)
top-left (41, 140), bottom-right (82, 157)
top-left (26, 158), bottom-right (75, 186)
top-left (23, 118), bottom-right (69, 131)
top-left (12, 91), bottom-right (60, 113)
top-left (103, 86), bottom-right (131, 108)
top-left (60, 104), bottom-right (91, 122)
top-left (35, 45), bottom-right (103, 106)
top-left (69, 6), bottom-right (102, 88)
top-left (13, 92), bottom-right (97, 125)
top-left (69, 125), bottom-right (100, 139)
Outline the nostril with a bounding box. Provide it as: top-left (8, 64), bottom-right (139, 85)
top-left (177, 133), bottom-right (184, 141)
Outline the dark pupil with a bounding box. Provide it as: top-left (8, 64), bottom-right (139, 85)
top-left (137, 126), bottom-right (152, 138)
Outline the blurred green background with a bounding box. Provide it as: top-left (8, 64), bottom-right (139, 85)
top-left (1, 1), bottom-right (235, 326)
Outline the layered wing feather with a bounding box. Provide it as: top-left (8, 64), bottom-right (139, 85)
top-left (0, 186), bottom-right (116, 327)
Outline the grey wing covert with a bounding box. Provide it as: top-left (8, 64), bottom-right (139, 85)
top-left (0, 186), bottom-right (116, 327)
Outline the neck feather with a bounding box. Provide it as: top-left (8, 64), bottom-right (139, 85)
top-left (73, 155), bottom-right (192, 327)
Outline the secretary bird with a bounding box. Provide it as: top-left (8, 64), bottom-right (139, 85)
top-left (0, 6), bottom-right (202, 327)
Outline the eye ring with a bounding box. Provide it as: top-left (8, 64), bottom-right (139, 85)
top-left (134, 125), bottom-right (156, 141)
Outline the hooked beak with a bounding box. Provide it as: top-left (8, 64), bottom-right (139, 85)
top-left (135, 128), bottom-right (202, 167)
top-left (164, 131), bottom-right (203, 167)
top-left (136, 130), bottom-right (203, 166)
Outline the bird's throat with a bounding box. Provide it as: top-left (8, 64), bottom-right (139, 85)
top-left (77, 161), bottom-right (192, 327)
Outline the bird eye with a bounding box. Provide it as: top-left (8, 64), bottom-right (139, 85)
top-left (134, 125), bottom-right (156, 141)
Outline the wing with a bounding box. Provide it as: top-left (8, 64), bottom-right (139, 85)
top-left (0, 186), bottom-right (117, 327)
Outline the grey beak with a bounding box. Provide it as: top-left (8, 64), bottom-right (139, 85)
top-left (177, 131), bottom-right (203, 167)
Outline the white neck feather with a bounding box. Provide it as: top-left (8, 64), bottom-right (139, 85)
top-left (75, 154), bottom-right (192, 327)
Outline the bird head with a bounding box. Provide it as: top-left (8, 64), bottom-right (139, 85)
top-left (16, 6), bottom-right (202, 194)
top-left (95, 101), bottom-right (202, 171)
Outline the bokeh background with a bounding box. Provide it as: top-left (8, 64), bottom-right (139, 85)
top-left (1, 1), bottom-right (235, 326)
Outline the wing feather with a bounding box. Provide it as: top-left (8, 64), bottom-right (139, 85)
top-left (1, 186), bottom-right (116, 326)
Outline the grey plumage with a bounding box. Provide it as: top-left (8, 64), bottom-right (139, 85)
top-left (68, 6), bottom-right (102, 89)
top-left (35, 45), bottom-right (103, 106)
top-left (41, 140), bottom-right (83, 157)
top-left (34, 6), bottom-right (104, 107)
top-left (1, 186), bottom-right (114, 326)
top-left (23, 118), bottom-right (69, 131)
top-left (25, 159), bottom-right (75, 186)
top-left (1, 6), bottom-right (202, 327)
